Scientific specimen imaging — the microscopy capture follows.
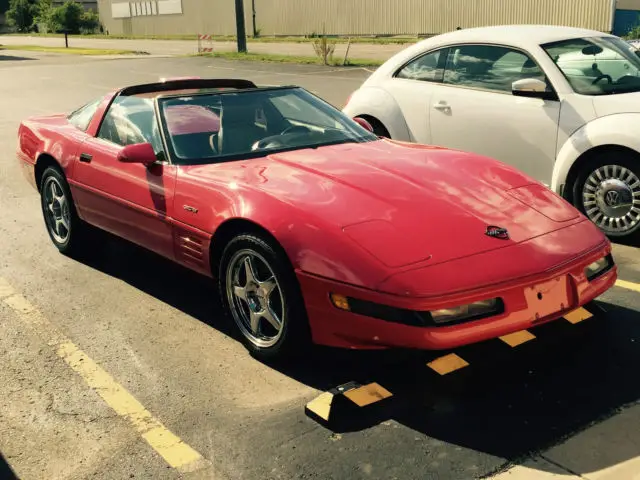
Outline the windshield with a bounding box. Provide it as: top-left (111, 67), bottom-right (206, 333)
top-left (157, 87), bottom-right (378, 164)
top-left (542, 36), bottom-right (640, 95)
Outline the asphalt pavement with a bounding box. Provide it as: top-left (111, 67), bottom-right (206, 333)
top-left (1, 51), bottom-right (640, 480)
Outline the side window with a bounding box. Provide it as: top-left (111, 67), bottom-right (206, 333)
top-left (68, 99), bottom-right (101, 132)
top-left (396, 49), bottom-right (444, 82)
top-left (97, 96), bottom-right (164, 156)
top-left (443, 45), bottom-right (546, 93)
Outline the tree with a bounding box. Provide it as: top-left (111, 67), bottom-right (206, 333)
top-left (48, 0), bottom-right (84, 34)
top-left (33, 0), bottom-right (52, 29)
top-left (5, 0), bottom-right (37, 33)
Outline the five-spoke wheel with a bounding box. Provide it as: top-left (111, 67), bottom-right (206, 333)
top-left (39, 166), bottom-right (87, 255)
top-left (219, 233), bottom-right (310, 361)
top-left (226, 250), bottom-right (285, 349)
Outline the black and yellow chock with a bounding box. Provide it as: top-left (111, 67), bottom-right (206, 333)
top-left (305, 381), bottom-right (393, 427)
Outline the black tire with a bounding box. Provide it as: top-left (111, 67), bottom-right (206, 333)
top-left (218, 233), bottom-right (311, 362)
top-left (571, 150), bottom-right (640, 244)
top-left (358, 116), bottom-right (390, 138)
top-left (39, 166), bottom-right (88, 256)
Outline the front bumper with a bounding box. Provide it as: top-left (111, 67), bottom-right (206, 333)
top-left (297, 240), bottom-right (616, 351)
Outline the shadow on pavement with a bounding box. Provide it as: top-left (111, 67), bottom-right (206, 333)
top-left (0, 54), bottom-right (36, 62)
top-left (72, 234), bottom-right (640, 476)
top-left (0, 452), bottom-right (19, 480)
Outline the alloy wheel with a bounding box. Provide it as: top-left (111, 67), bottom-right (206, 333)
top-left (43, 176), bottom-right (71, 244)
top-left (225, 249), bottom-right (286, 348)
top-left (582, 164), bottom-right (640, 235)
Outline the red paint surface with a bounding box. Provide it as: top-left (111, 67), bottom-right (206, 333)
top-left (16, 88), bottom-right (617, 351)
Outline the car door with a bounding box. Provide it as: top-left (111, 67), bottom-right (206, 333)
top-left (71, 95), bottom-right (177, 260)
top-left (381, 47), bottom-right (447, 144)
top-left (428, 44), bottom-right (561, 185)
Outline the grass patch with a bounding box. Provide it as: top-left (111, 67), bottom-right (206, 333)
top-left (193, 51), bottom-right (383, 67)
top-left (1, 32), bottom-right (419, 45)
top-left (0, 45), bottom-right (146, 55)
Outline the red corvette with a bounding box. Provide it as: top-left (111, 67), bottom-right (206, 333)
top-left (17, 78), bottom-right (617, 361)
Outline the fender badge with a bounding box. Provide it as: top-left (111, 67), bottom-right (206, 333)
top-left (183, 205), bottom-right (198, 213)
top-left (485, 225), bottom-right (509, 240)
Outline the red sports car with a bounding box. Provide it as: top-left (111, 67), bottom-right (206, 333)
top-left (17, 78), bottom-right (617, 361)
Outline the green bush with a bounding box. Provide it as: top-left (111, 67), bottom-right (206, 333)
top-left (5, 0), bottom-right (38, 32)
top-left (79, 9), bottom-right (100, 34)
top-left (626, 25), bottom-right (640, 40)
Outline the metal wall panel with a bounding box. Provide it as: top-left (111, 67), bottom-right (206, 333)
top-left (252, 0), bottom-right (615, 36)
top-left (98, 0), bottom-right (252, 36)
top-left (98, 0), bottom-right (615, 37)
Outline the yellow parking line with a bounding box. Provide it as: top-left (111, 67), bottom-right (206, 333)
top-left (500, 330), bottom-right (536, 347)
top-left (427, 353), bottom-right (469, 375)
top-left (616, 279), bottom-right (640, 293)
top-left (0, 277), bottom-right (15, 298)
top-left (0, 278), bottom-right (207, 473)
top-left (564, 307), bottom-right (593, 324)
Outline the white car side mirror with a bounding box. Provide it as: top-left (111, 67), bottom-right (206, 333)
top-left (511, 78), bottom-right (556, 100)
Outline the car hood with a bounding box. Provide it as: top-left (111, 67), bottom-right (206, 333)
top-left (183, 140), bottom-right (583, 268)
top-left (592, 90), bottom-right (640, 117)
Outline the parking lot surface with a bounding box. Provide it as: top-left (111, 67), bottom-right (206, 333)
top-left (1, 51), bottom-right (640, 480)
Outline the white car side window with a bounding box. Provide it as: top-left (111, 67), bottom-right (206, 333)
top-left (443, 45), bottom-right (546, 93)
top-left (395, 49), bottom-right (444, 82)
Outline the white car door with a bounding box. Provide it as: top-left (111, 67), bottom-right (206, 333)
top-left (380, 47), bottom-right (447, 144)
top-left (428, 44), bottom-right (561, 185)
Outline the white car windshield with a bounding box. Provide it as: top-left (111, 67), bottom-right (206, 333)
top-left (542, 36), bottom-right (640, 95)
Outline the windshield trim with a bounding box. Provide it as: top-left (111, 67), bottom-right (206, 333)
top-left (541, 35), bottom-right (640, 96)
top-left (155, 86), bottom-right (379, 165)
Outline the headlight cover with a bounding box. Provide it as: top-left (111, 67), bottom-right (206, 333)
top-left (329, 293), bottom-right (504, 327)
top-left (430, 298), bottom-right (503, 325)
top-left (584, 254), bottom-right (613, 281)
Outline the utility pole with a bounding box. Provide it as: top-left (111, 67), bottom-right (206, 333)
top-left (235, 0), bottom-right (247, 53)
top-left (252, 0), bottom-right (257, 37)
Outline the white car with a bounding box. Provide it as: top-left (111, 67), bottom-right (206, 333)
top-left (344, 25), bottom-right (640, 242)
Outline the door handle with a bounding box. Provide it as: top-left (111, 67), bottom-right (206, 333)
top-left (433, 102), bottom-right (451, 112)
top-left (79, 153), bottom-right (93, 163)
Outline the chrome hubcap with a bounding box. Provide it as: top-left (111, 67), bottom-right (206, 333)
top-left (43, 178), bottom-right (71, 244)
top-left (582, 164), bottom-right (640, 234)
top-left (225, 250), bottom-right (285, 348)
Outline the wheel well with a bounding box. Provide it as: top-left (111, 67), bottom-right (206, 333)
top-left (34, 154), bottom-right (61, 192)
top-left (563, 145), bottom-right (640, 202)
top-left (357, 115), bottom-right (390, 138)
top-left (209, 218), bottom-right (292, 277)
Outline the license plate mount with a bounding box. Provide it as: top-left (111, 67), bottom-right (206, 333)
top-left (525, 275), bottom-right (570, 322)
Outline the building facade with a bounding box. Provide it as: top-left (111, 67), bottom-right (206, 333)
top-left (96, 0), bottom-right (640, 38)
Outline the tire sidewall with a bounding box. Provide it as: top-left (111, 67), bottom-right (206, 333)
top-left (40, 166), bottom-right (76, 252)
top-left (572, 152), bottom-right (640, 240)
top-left (218, 234), bottom-right (310, 361)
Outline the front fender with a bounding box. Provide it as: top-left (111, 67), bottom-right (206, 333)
top-left (173, 178), bottom-right (393, 288)
top-left (343, 86), bottom-right (412, 141)
top-left (552, 113), bottom-right (640, 193)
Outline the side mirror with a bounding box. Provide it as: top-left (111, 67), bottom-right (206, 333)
top-left (117, 143), bottom-right (157, 166)
top-left (512, 78), bottom-right (556, 100)
top-left (353, 116), bottom-right (374, 133)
